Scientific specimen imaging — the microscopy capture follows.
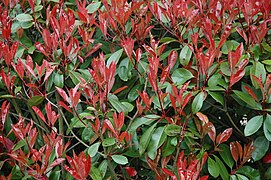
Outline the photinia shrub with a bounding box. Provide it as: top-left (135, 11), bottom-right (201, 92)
top-left (0, 0), bottom-right (270, 179)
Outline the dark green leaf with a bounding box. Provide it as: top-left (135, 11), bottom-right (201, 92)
top-left (233, 90), bottom-right (262, 110)
top-left (265, 114), bottom-right (271, 132)
top-left (98, 160), bottom-right (107, 178)
top-left (236, 166), bottom-right (260, 180)
top-left (215, 156), bottom-right (229, 180)
top-left (164, 124), bottom-right (181, 136)
top-left (147, 126), bottom-right (165, 160)
top-left (27, 95), bottom-right (44, 107)
top-left (90, 167), bottom-right (102, 180)
top-left (139, 123), bottom-right (157, 156)
top-left (252, 136), bottom-right (269, 161)
top-left (49, 170), bottom-right (61, 180)
top-left (128, 117), bottom-right (156, 133)
top-left (264, 119), bottom-right (271, 141)
top-left (219, 144), bottom-right (234, 169)
top-left (244, 115), bottom-right (263, 136)
top-left (209, 91), bottom-right (224, 106)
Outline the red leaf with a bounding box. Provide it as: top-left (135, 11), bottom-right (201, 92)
top-left (49, 158), bottom-right (65, 168)
top-left (200, 175), bottom-right (209, 180)
top-left (244, 86), bottom-right (259, 102)
top-left (1, 101), bottom-right (10, 127)
top-left (230, 141), bottom-right (242, 162)
top-left (35, 42), bottom-right (48, 56)
top-left (207, 122), bottom-right (216, 143)
top-left (162, 168), bottom-right (177, 180)
top-left (229, 69), bottom-right (245, 87)
top-left (113, 86), bottom-right (128, 95)
top-left (216, 128), bottom-right (232, 145)
top-left (135, 48), bottom-right (142, 63)
top-left (56, 87), bottom-right (69, 103)
top-left (196, 112), bottom-right (209, 124)
top-left (58, 101), bottom-right (73, 114)
top-left (168, 50), bottom-right (177, 69)
top-left (32, 106), bottom-right (47, 124)
top-left (85, 43), bottom-right (102, 58)
top-left (124, 167), bottom-right (137, 177)
top-left (263, 152), bottom-right (271, 163)
top-left (121, 38), bottom-right (135, 60)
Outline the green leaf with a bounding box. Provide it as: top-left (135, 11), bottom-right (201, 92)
top-left (164, 124), bottom-right (181, 136)
top-left (179, 45), bottom-right (192, 66)
top-left (27, 95), bottom-right (44, 107)
top-left (88, 142), bottom-right (100, 157)
top-left (220, 62), bottom-right (231, 76)
top-left (108, 94), bottom-right (131, 113)
top-left (111, 155), bottom-right (128, 165)
top-left (215, 156), bottom-right (229, 180)
top-left (128, 117), bottom-right (156, 133)
top-left (102, 138), bottom-right (116, 147)
top-left (208, 73), bottom-right (222, 87)
top-left (192, 92), bottom-right (205, 114)
top-left (264, 118), bottom-right (271, 141)
top-left (139, 123), bottom-right (157, 156)
top-left (244, 115), bottom-right (263, 136)
top-left (250, 62), bottom-right (266, 89)
top-left (13, 139), bottom-right (26, 151)
top-left (208, 157), bottom-right (219, 178)
top-left (265, 114), bottom-right (271, 132)
top-left (16, 13), bottom-right (33, 22)
top-left (209, 91), bottom-right (224, 106)
top-left (172, 68), bottom-right (194, 85)
top-left (219, 144), bottom-right (234, 169)
top-left (128, 84), bottom-right (142, 102)
top-left (54, 73), bottom-right (64, 88)
top-left (252, 136), bottom-right (269, 161)
top-left (147, 126), bottom-right (165, 160)
top-left (98, 160), bottom-right (107, 178)
top-left (233, 90), bottom-right (262, 110)
top-left (49, 170), bottom-right (61, 180)
top-left (107, 49), bottom-right (123, 67)
top-left (86, 2), bottom-right (101, 13)
top-left (236, 166), bottom-right (260, 180)
top-left (69, 70), bottom-right (81, 85)
top-left (90, 167), bottom-right (102, 180)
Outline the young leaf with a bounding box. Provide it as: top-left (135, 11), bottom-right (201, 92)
top-left (244, 115), bottom-right (263, 136)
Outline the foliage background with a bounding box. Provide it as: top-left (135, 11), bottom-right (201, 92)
top-left (0, 0), bottom-right (271, 179)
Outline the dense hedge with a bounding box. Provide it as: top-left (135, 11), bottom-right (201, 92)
top-left (0, 0), bottom-right (271, 179)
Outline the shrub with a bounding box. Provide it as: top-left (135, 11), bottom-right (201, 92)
top-left (0, 0), bottom-right (270, 179)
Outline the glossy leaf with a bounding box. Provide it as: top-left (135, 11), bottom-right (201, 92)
top-left (251, 136), bottom-right (269, 161)
top-left (139, 123), bottom-right (157, 156)
top-left (244, 115), bottom-right (263, 136)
